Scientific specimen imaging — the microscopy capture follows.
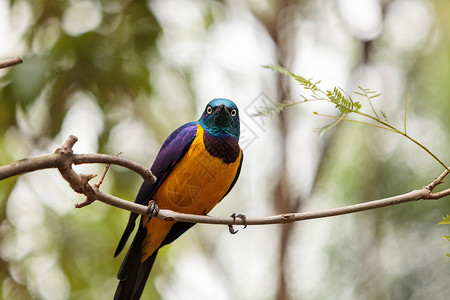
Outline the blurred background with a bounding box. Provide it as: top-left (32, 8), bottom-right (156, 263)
top-left (0, 0), bottom-right (449, 299)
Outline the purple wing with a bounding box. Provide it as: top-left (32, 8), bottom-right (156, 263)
top-left (114, 122), bottom-right (198, 257)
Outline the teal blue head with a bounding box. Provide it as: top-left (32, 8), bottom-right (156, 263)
top-left (198, 99), bottom-right (240, 139)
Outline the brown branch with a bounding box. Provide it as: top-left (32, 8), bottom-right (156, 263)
top-left (85, 164), bottom-right (450, 226)
top-left (97, 188), bottom-right (438, 226)
top-left (0, 57), bottom-right (23, 69)
top-left (0, 135), bottom-right (156, 184)
top-left (0, 135), bottom-right (449, 227)
top-left (94, 154), bottom-right (119, 189)
top-left (425, 168), bottom-right (449, 191)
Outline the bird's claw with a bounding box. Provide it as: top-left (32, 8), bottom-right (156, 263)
top-left (146, 200), bottom-right (160, 223)
top-left (228, 213), bottom-right (247, 234)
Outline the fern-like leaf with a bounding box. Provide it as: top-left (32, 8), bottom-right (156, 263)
top-left (294, 76), bottom-right (320, 93)
top-left (326, 87), bottom-right (360, 113)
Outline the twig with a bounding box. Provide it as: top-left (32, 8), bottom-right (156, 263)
top-left (425, 168), bottom-right (449, 191)
top-left (0, 57), bottom-right (23, 69)
top-left (94, 152), bottom-right (121, 189)
top-left (95, 164), bottom-right (110, 189)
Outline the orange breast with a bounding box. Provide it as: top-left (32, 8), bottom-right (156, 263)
top-left (141, 124), bottom-right (242, 261)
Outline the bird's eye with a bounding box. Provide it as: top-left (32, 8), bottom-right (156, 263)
top-left (231, 109), bottom-right (237, 117)
top-left (207, 106), bottom-right (213, 114)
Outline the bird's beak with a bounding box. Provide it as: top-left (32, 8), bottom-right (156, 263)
top-left (214, 104), bottom-right (232, 126)
top-left (215, 104), bottom-right (230, 115)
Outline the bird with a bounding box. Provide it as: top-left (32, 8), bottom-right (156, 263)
top-left (114, 99), bottom-right (243, 300)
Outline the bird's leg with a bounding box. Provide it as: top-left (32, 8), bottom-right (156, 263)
top-left (228, 213), bottom-right (247, 234)
top-left (146, 200), bottom-right (160, 223)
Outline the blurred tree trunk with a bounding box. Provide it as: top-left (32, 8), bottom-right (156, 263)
top-left (252, 1), bottom-right (300, 299)
top-left (274, 70), bottom-right (299, 300)
top-left (339, 1), bottom-right (392, 299)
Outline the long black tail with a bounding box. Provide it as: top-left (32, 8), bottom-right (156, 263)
top-left (114, 225), bottom-right (158, 300)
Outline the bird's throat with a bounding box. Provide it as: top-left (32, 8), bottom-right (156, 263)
top-left (201, 126), bottom-right (240, 164)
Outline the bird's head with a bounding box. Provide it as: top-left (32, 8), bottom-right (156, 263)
top-left (198, 99), bottom-right (240, 139)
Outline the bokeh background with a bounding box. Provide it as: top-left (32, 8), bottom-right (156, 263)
top-left (1, 0), bottom-right (449, 299)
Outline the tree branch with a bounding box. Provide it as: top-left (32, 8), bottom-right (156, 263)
top-left (92, 187), bottom-right (445, 226)
top-left (0, 135), bottom-right (449, 227)
top-left (0, 135), bottom-right (156, 183)
top-left (0, 57), bottom-right (23, 69)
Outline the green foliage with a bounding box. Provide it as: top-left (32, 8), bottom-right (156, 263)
top-left (438, 214), bottom-right (450, 225)
top-left (0, 1), bottom-right (164, 299)
top-left (327, 87), bottom-right (361, 113)
top-left (261, 65), bottom-right (362, 114)
top-left (438, 215), bottom-right (450, 257)
top-left (262, 65), bottom-right (449, 171)
top-left (265, 65), bottom-right (450, 259)
top-left (1, 0), bottom-right (161, 139)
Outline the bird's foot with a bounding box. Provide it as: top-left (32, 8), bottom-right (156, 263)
top-left (146, 200), bottom-right (160, 223)
top-left (228, 213), bottom-right (247, 234)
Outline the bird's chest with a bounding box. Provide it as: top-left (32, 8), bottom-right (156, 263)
top-left (153, 132), bottom-right (240, 214)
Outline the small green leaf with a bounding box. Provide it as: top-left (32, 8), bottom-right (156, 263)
top-left (438, 214), bottom-right (450, 225)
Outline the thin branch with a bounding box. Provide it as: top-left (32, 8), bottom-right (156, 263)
top-left (71, 154), bottom-right (154, 179)
top-left (426, 188), bottom-right (450, 199)
top-left (94, 153), bottom-right (121, 189)
top-left (354, 87), bottom-right (381, 114)
top-left (89, 185), bottom-right (445, 226)
top-left (0, 57), bottom-right (23, 69)
top-left (313, 112), bottom-right (398, 133)
top-left (317, 109), bottom-right (450, 172)
top-left (0, 135), bottom-right (449, 228)
top-left (0, 135), bottom-right (156, 184)
top-left (425, 168), bottom-right (450, 191)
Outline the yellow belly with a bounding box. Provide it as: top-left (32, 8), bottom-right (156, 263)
top-left (141, 124), bottom-right (241, 261)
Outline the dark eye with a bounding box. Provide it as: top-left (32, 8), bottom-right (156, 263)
top-left (231, 109), bottom-right (237, 117)
top-left (207, 106), bottom-right (213, 114)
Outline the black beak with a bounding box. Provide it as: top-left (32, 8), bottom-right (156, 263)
top-left (213, 104), bottom-right (232, 126)
top-left (215, 104), bottom-right (230, 115)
